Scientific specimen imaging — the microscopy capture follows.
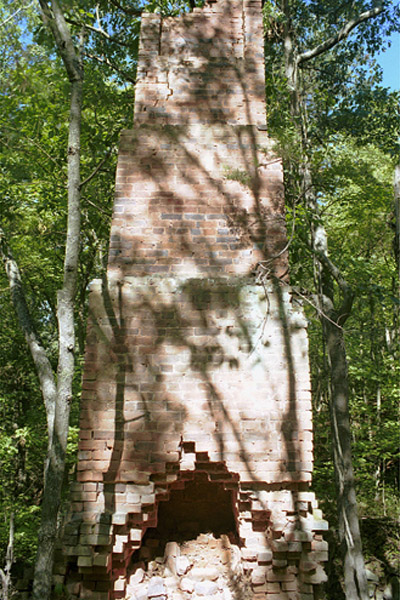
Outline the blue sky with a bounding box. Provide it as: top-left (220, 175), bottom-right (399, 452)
top-left (376, 31), bottom-right (400, 90)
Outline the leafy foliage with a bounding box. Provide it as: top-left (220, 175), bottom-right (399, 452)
top-left (310, 140), bottom-right (399, 521)
top-left (263, 0), bottom-right (399, 588)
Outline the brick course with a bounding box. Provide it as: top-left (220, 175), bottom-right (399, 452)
top-left (56, 0), bottom-right (328, 598)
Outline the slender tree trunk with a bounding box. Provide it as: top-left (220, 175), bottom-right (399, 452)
top-left (280, 2), bottom-right (371, 598)
top-left (1, 2), bottom-right (83, 596)
top-left (32, 75), bottom-right (82, 600)
top-left (32, 2), bottom-right (83, 598)
top-left (1, 102), bottom-right (82, 593)
top-left (303, 155), bottom-right (369, 600)
top-left (394, 163), bottom-right (400, 281)
top-left (0, 229), bottom-right (57, 437)
top-left (0, 513), bottom-right (14, 600)
top-left (322, 310), bottom-right (370, 600)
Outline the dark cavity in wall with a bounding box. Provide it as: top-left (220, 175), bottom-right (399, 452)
top-left (130, 471), bottom-right (239, 569)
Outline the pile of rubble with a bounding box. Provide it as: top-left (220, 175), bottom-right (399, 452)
top-left (125, 533), bottom-right (252, 600)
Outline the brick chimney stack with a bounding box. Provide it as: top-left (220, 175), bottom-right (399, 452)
top-left (56, 1), bottom-right (328, 598)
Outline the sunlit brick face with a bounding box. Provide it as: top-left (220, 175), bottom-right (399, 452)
top-left (57, 1), bottom-right (328, 598)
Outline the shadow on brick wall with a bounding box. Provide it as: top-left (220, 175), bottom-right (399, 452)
top-left (58, 0), bottom-right (328, 597)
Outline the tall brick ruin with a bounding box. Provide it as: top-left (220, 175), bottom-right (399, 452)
top-left (56, 0), bottom-right (328, 598)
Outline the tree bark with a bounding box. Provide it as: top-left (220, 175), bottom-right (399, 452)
top-left (0, 513), bottom-right (14, 600)
top-left (31, 2), bottom-right (83, 599)
top-left (279, 2), bottom-right (375, 598)
top-left (2, 1), bottom-right (84, 594)
top-left (394, 163), bottom-right (400, 280)
top-left (322, 303), bottom-right (370, 600)
top-left (0, 228), bottom-right (57, 436)
top-left (31, 80), bottom-right (82, 600)
top-left (296, 6), bottom-right (383, 66)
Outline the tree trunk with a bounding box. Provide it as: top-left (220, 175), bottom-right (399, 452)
top-left (302, 158), bottom-right (369, 600)
top-left (30, 3), bottom-right (83, 598)
top-left (32, 70), bottom-right (82, 600)
top-left (0, 229), bottom-right (58, 437)
top-left (0, 513), bottom-right (14, 600)
top-left (394, 163), bottom-right (400, 280)
top-left (2, 2), bottom-right (83, 597)
top-left (279, 2), bottom-right (371, 598)
top-left (323, 313), bottom-right (370, 600)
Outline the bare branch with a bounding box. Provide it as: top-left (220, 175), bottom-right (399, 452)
top-left (297, 6), bottom-right (384, 65)
top-left (310, 245), bottom-right (354, 324)
top-left (64, 16), bottom-right (132, 47)
top-left (80, 146), bottom-right (115, 188)
top-left (83, 51), bottom-right (136, 82)
top-left (85, 197), bottom-right (111, 217)
top-left (0, 0), bottom-right (34, 27)
top-left (292, 285), bottom-right (345, 330)
top-left (38, 0), bottom-right (83, 82)
top-left (95, 3), bottom-right (101, 27)
top-left (65, 16), bottom-right (110, 38)
top-left (0, 227), bottom-right (57, 429)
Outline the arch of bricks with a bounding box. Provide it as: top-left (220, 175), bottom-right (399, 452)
top-left (54, 0), bottom-right (328, 598)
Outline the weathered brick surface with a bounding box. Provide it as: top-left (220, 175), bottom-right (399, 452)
top-left (57, 0), bottom-right (327, 598)
top-left (78, 278), bottom-right (313, 488)
top-left (134, 0), bottom-right (265, 126)
top-left (109, 124), bottom-right (288, 281)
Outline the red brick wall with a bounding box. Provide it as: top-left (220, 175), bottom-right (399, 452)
top-left (79, 279), bottom-right (314, 489)
top-left (108, 125), bottom-right (288, 281)
top-left (56, 0), bottom-right (328, 598)
top-left (134, 0), bottom-right (266, 126)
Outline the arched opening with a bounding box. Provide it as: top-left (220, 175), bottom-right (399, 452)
top-left (131, 471), bottom-right (239, 566)
top-left (125, 470), bottom-right (246, 598)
